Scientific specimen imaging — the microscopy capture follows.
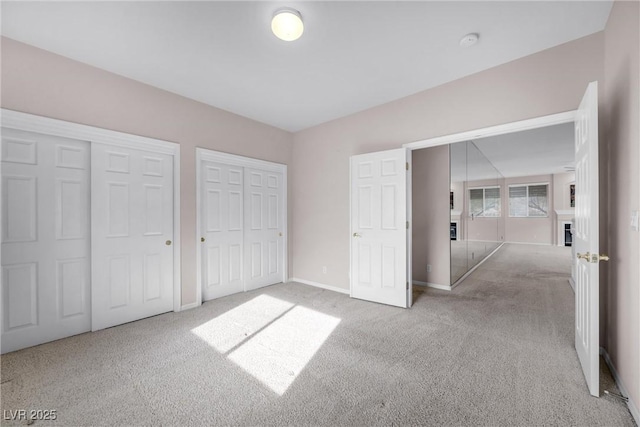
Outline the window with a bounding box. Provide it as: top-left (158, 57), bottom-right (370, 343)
top-left (468, 187), bottom-right (500, 217)
top-left (509, 184), bottom-right (549, 217)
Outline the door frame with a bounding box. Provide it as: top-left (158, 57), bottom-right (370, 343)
top-left (403, 111), bottom-right (577, 151)
top-left (195, 148), bottom-right (288, 307)
top-left (402, 110), bottom-right (578, 292)
top-left (0, 109), bottom-right (182, 313)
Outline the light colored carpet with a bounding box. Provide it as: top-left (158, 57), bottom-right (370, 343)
top-left (1, 243), bottom-right (635, 426)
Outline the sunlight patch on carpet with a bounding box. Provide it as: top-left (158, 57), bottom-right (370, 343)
top-left (191, 295), bottom-right (341, 395)
top-left (228, 305), bottom-right (341, 395)
top-left (191, 295), bottom-right (294, 353)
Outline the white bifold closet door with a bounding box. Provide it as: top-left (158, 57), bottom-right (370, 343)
top-left (91, 143), bottom-right (174, 331)
top-left (244, 168), bottom-right (284, 291)
top-left (199, 154), bottom-right (285, 302)
top-left (201, 161), bottom-right (244, 301)
top-left (1, 129), bottom-right (91, 353)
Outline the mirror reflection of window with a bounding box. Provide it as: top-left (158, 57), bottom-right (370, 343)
top-left (469, 187), bottom-right (500, 217)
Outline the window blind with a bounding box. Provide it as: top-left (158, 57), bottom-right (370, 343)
top-left (528, 184), bottom-right (548, 217)
top-left (509, 184), bottom-right (548, 217)
top-left (469, 187), bottom-right (500, 217)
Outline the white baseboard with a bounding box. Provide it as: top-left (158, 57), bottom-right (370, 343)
top-left (289, 278), bottom-right (350, 295)
top-left (413, 280), bottom-right (452, 291)
top-left (600, 347), bottom-right (640, 424)
top-left (179, 302), bottom-right (200, 312)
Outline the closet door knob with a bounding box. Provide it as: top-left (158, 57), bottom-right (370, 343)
top-left (165, 240), bottom-right (172, 246)
top-left (201, 237), bottom-right (206, 243)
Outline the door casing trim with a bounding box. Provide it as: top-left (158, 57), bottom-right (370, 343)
top-left (1, 108), bottom-right (182, 313)
top-left (195, 147), bottom-right (288, 308)
top-left (402, 110), bottom-right (577, 294)
top-left (403, 110), bottom-right (576, 150)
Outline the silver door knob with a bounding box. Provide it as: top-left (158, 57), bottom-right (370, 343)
top-left (353, 233), bottom-right (361, 238)
top-left (577, 252), bottom-right (590, 261)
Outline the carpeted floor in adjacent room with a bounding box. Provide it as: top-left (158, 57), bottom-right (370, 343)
top-left (1, 243), bottom-right (635, 426)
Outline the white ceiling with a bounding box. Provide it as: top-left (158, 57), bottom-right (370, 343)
top-left (450, 123), bottom-right (575, 182)
top-left (1, 1), bottom-right (612, 132)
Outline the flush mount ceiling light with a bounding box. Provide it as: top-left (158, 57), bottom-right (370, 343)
top-left (459, 33), bottom-right (479, 48)
top-left (271, 7), bottom-right (304, 41)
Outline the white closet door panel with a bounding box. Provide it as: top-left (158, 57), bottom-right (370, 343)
top-left (1, 128), bottom-right (90, 354)
top-left (201, 161), bottom-right (244, 301)
top-left (244, 168), bottom-right (284, 291)
top-left (91, 144), bottom-right (173, 331)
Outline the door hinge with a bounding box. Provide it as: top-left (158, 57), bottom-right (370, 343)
top-left (406, 162), bottom-right (409, 171)
top-left (406, 221), bottom-right (409, 229)
top-left (406, 282), bottom-right (409, 290)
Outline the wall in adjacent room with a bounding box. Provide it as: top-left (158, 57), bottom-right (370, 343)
top-left (412, 146), bottom-right (450, 286)
top-left (503, 175), bottom-right (554, 245)
top-left (553, 172), bottom-right (576, 211)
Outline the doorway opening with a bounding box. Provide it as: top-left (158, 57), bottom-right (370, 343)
top-left (408, 112), bottom-right (578, 291)
top-left (351, 82), bottom-right (601, 396)
top-left (402, 82), bottom-right (601, 397)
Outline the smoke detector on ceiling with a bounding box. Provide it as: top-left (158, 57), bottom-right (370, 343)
top-left (459, 33), bottom-right (479, 48)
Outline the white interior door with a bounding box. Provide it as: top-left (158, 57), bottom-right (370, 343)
top-left (1, 128), bottom-right (90, 353)
top-left (91, 143), bottom-right (174, 331)
top-left (350, 148), bottom-right (411, 308)
top-left (574, 81), bottom-right (601, 397)
top-left (200, 160), bottom-right (244, 301)
top-left (244, 168), bottom-right (285, 291)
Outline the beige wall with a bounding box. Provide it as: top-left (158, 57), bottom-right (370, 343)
top-left (292, 32), bottom-right (604, 290)
top-left (0, 37), bottom-right (294, 307)
top-left (504, 175), bottom-right (554, 245)
top-left (553, 172), bottom-right (576, 211)
top-left (412, 146), bottom-right (450, 286)
top-left (462, 174), bottom-right (564, 246)
top-left (459, 173), bottom-right (575, 245)
top-left (604, 0), bottom-right (640, 414)
top-left (4, 10), bottom-right (637, 416)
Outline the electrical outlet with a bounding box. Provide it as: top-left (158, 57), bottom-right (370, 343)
top-left (426, 264), bottom-right (432, 273)
top-left (322, 266), bottom-right (327, 274)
